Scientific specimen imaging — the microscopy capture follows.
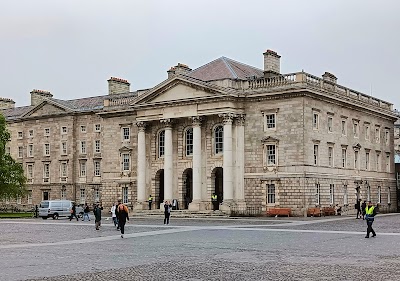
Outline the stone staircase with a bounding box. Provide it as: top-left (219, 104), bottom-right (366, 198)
top-left (131, 209), bottom-right (229, 218)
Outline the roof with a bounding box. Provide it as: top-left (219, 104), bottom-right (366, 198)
top-left (189, 56), bottom-right (264, 81)
top-left (1, 106), bottom-right (33, 120)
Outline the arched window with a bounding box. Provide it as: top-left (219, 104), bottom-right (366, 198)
top-left (185, 127), bottom-right (193, 156)
top-left (158, 130), bottom-right (165, 158)
top-left (214, 125), bottom-right (223, 154)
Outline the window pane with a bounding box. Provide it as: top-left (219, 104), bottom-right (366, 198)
top-left (186, 128), bottom-right (193, 156)
top-left (215, 126), bottom-right (223, 154)
top-left (159, 130), bottom-right (165, 157)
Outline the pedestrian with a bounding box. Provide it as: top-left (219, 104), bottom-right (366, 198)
top-left (211, 193), bottom-right (218, 211)
top-left (115, 199), bottom-right (122, 230)
top-left (82, 203), bottom-right (90, 221)
top-left (110, 202), bottom-right (118, 227)
top-left (164, 200), bottom-right (172, 224)
top-left (361, 200), bottom-right (367, 220)
top-left (355, 199), bottom-right (362, 219)
top-left (69, 203), bottom-right (79, 221)
top-left (148, 195), bottom-right (153, 210)
top-left (117, 202), bottom-right (129, 238)
top-left (365, 201), bottom-right (377, 238)
top-left (93, 202), bottom-right (103, 230)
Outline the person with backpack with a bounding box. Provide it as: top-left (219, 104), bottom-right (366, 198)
top-left (115, 199), bottom-right (122, 230)
top-left (164, 200), bottom-right (172, 225)
top-left (82, 203), bottom-right (90, 221)
top-left (117, 202), bottom-right (129, 238)
top-left (69, 203), bottom-right (79, 221)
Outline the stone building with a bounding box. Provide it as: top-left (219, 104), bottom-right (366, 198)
top-left (1, 50), bottom-right (398, 216)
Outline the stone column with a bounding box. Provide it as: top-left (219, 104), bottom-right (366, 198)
top-left (235, 114), bottom-right (246, 208)
top-left (189, 116), bottom-right (202, 211)
top-left (220, 113), bottom-right (234, 207)
top-left (136, 121), bottom-right (146, 210)
top-left (161, 119), bottom-right (173, 202)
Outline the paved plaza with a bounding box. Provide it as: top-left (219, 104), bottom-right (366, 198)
top-left (1, 214), bottom-right (400, 280)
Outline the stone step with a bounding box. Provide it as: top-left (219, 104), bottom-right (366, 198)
top-left (131, 210), bottom-right (229, 218)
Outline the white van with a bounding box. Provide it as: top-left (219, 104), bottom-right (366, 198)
top-left (39, 200), bottom-right (83, 220)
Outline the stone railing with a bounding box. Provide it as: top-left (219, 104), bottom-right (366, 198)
top-left (239, 72), bottom-right (393, 111)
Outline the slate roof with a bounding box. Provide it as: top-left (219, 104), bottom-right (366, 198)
top-left (189, 56), bottom-right (264, 81)
top-left (1, 106), bottom-right (33, 120)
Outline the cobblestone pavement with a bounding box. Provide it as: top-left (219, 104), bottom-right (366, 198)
top-left (1, 214), bottom-right (400, 280)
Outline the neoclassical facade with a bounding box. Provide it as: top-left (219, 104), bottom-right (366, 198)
top-left (1, 50), bottom-right (398, 215)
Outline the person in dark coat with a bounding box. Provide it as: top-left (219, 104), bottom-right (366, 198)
top-left (164, 201), bottom-right (172, 225)
top-left (355, 199), bottom-right (362, 219)
top-left (69, 203), bottom-right (79, 221)
top-left (361, 201), bottom-right (367, 220)
top-left (117, 203), bottom-right (129, 238)
top-left (93, 202), bottom-right (103, 230)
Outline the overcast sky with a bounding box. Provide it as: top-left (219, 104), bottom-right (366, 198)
top-left (1, 0), bottom-right (399, 111)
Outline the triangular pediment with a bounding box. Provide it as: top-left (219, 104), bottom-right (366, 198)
top-left (119, 146), bottom-right (133, 152)
top-left (131, 76), bottom-right (234, 106)
top-left (261, 136), bottom-right (279, 143)
top-left (22, 100), bottom-right (72, 118)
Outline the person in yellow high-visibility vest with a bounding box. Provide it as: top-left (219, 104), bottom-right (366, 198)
top-left (365, 201), bottom-right (377, 238)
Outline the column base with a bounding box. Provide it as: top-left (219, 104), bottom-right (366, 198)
top-left (134, 202), bottom-right (147, 210)
top-left (235, 200), bottom-right (246, 210)
top-left (219, 200), bottom-right (234, 215)
top-left (188, 200), bottom-right (202, 211)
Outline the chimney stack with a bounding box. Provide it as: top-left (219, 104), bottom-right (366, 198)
top-left (322, 72), bottom-right (337, 84)
top-left (0, 97), bottom-right (15, 109)
top-left (263, 49), bottom-right (281, 77)
top-left (167, 63), bottom-right (192, 79)
top-left (108, 77), bottom-right (130, 95)
top-left (30, 89), bottom-right (53, 106)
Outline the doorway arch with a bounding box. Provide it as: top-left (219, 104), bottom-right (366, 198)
top-left (155, 169), bottom-right (164, 209)
top-left (182, 168), bottom-right (193, 209)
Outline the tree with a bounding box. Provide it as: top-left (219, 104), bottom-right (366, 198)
top-left (0, 113), bottom-right (26, 198)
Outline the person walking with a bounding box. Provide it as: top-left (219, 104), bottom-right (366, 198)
top-left (69, 203), bottom-right (79, 221)
top-left (355, 199), bottom-right (362, 219)
top-left (365, 201), bottom-right (377, 238)
top-left (117, 202), bottom-right (129, 238)
top-left (361, 200), bottom-right (367, 220)
top-left (148, 195), bottom-right (153, 210)
top-left (164, 200), bottom-right (172, 224)
top-left (110, 202), bottom-right (118, 228)
top-left (93, 202), bottom-right (103, 230)
top-left (115, 199), bottom-right (122, 230)
top-left (82, 203), bottom-right (90, 221)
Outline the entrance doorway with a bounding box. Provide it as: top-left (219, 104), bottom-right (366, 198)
top-left (155, 169), bottom-right (164, 209)
top-left (212, 167), bottom-right (223, 210)
top-left (182, 168), bottom-right (193, 209)
top-left (43, 191), bottom-right (49, 201)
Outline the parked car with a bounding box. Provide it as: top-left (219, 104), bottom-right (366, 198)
top-left (38, 200), bottom-right (83, 220)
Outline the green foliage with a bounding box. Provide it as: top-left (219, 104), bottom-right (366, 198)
top-left (0, 113), bottom-right (27, 198)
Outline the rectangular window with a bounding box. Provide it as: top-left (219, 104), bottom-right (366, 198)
top-left (354, 150), bottom-right (359, 169)
top-left (18, 146), bottom-right (23, 158)
top-left (61, 189), bottom-right (66, 200)
top-left (343, 185), bottom-right (348, 205)
top-left (28, 144), bottom-right (33, 157)
top-left (342, 148), bottom-right (347, 168)
top-left (122, 186), bottom-right (129, 204)
top-left (94, 188), bottom-right (100, 202)
top-left (341, 120), bottom-right (347, 135)
top-left (365, 152), bottom-right (370, 170)
top-left (313, 113), bottom-right (319, 130)
top-left (44, 128), bottom-right (50, 136)
top-left (377, 186), bottom-right (381, 204)
top-left (44, 143), bottom-right (50, 156)
top-left (315, 183), bottom-right (320, 205)
top-left (61, 126), bottom-right (67, 134)
top-left (94, 161), bottom-right (101, 176)
top-left (265, 114), bottom-right (276, 130)
top-left (385, 130), bottom-right (390, 145)
top-left (81, 125), bottom-right (86, 133)
top-left (313, 145), bottom-right (319, 166)
top-left (61, 142), bottom-right (67, 155)
top-left (376, 153), bottom-right (380, 171)
top-left (27, 164), bottom-right (33, 183)
top-left (81, 141), bottom-right (86, 154)
top-left (375, 127), bottom-right (380, 143)
top-left (329, 184), bottom-right (334, 205)
top-left (60, 163), bottom-right (67, 178)
top-left (353, 121), bottom-right (359, 138)
top-left (386, 153), bottom-right (390, 172)
top-left (328, 147), bottom-right (334, 167)
top-left (94, 140), bottom-right (101, 153)
top-left (327, 117), bottom-right (333, 133)
top-left (29, 129), bottom-right (34, 137)
top-left (80, 189), bottom-right (85, 204)
top-left (80, 162), bottom-right (86, 177)
top-left (122, 127), bottom-right (130, 140)
top-left (266, 145), bottom-right (276, 165)
top-left (267, 184), bottom-right (276, 204)
top-left (365, 125), bottom-right (370, 141)
top-left (27, 191), bottom-right (32, 204)
top-left (18, 131), bottom-right (23, 139)
top-left (185, 128), bottom-right (193, 156)
top-left (17, 196), bottom-right (21, 204)
top-left (122, 154), bottom-right (130, 171)
top-left (95, 124), bottom-right (101, 132)
top-left (43, 163), bottom-right (50, 182)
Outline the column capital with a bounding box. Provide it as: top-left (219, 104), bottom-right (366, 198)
top-left (191, 116), bottom-right (203, 127)
top-left (219, 113), bottom-right (236, 124)
top-left (236, 114), bottom-right (246, 126)
top-left (136, 121), bottom-right (147, 132)
top-left (160, 118), bottom-right (173, 128)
